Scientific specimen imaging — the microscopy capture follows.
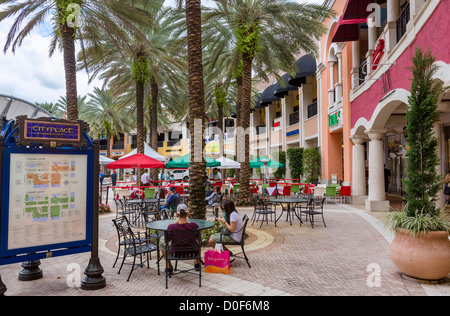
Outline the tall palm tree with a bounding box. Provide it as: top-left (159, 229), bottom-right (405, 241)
top-left (0, 0), bottom-right (152, 121)
top-left (35, 101), bottom-right (64, 118)
top-left (204, 0), bottom-right (332, 199)
top-left (82, 87), bottom-right (135, 158)
top-left (174, 0), bottom-right (207, 219)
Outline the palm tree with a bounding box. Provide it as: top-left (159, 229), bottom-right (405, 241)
top-left (35, 101), bottom-right (64, 118)
top-left (174, 0), bottom-right (207, 219)
top-left (82, 87), bottom-right (135, 158)
top-left (203, 0), bottom-right (332, 199)
top-left (0, 0), bottom-right (152, 121)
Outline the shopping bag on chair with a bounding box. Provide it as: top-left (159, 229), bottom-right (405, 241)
top-left (204, 245), bottom-right (230, 274)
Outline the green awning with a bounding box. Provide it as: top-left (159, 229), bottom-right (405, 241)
top-left (250, 156), bottom-right (284, 169)
top-left (165, 154), bottom-right (221, 168)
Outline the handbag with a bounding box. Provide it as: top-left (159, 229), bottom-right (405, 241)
top-left (444, 186), bottom-right (450, 195)
top-left (204, 244), bottom-right (230, 274)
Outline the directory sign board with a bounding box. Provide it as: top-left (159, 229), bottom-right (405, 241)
top-left (0, 118), bottom-right (94, 264)
top-left (7, 153), bottom-right (88, 251)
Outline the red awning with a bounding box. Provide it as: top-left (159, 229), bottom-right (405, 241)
top-left (106, 152), bottom-right (165, 169)
top-left (331, 16), bottom-right (367, 43)
top-left (342, 0), bottom-right (375, 20)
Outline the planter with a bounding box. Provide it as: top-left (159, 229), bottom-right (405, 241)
top-left (389, 228), bottom-right (450, 281)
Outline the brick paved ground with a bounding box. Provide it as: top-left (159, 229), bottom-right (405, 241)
top-left (1, 201), bottom-right (449, 296)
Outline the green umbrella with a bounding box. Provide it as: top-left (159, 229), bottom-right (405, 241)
top-left (165, 154), bottom-right (221, 168)
top-left (250, 156), bottom-right (284, 168)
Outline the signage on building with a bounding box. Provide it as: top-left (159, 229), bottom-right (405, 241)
top-left (372, 39), bottom-right (385, 70)
top-left (286, 129), bottom-right (299, 137)
top-left (328, 109), bottom-right (343, 130)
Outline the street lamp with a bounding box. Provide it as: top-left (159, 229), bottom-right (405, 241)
top-left (260, 158), bottom-right (270, 185)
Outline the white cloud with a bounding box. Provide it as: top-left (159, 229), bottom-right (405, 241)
top-left (0, 19), bottom-right (102, 105)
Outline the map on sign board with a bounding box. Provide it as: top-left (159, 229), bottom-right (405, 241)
top-left (7, 153), bottom-right (88, 250)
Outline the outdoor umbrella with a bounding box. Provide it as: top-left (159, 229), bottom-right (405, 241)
top-left (165, 154), bottom-right (220, 168)
top-left (106, 152), bottom-right (165, 169)
top-left (99, 155), bottom-right (115, 165)
top-left (119, 142), bottom-right (165, 161)
top-left (216, 156), bottom-right (240, 169)
top-left (250, 156), bottom-right (284, 168)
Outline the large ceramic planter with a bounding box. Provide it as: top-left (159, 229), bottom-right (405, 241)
top-left (389, 228), bottom-right (450, 281)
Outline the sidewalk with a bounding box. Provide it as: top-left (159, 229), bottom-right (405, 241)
top-left (1, 201), bottom-right (449, 296)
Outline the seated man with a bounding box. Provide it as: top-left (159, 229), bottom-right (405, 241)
top-left (160, 204), bottom-right (200, 273)
top-left (205, 185), bottom-right (222, 206)
top-left (158, 186), bottom-right (181, 218)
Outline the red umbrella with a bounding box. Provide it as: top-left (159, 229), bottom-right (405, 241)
top-left (106, 153), bottom-right (165, 169)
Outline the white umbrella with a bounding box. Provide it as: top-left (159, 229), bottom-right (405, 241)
top-left (216, 156), bottom-right (240, 169)
top-left (99, 155), bottom-right (115, 164)
top-left (119, 142), bottom-right (165, 161)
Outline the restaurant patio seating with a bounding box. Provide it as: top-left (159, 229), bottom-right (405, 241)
top-left (325, 186), bottom-right (337, 203)
top-left (307, 197), bottom-right (327, 229)
top-left (290, 184), bottom-right (301, 197)
top-left (252, 198), bottom-right (276, 228)
top-left (339, 186), bottom-right (351, 203)
top-left (112, 216), bottom-right (160, 281)
top-left (113, 198), bottom-right (134, 221)
top-left (144, 187), bottom-right (157, 199)
top-left (219, 214), bottom-right (251, 268)
top-left (163, 228), bottom-right (202, 289)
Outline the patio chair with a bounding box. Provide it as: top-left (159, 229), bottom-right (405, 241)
top-left (112, 216), bottom-right (160, 281)
top-left (144, 187), bottom-right (156, 199)
top-left (219, 215), bottom-right (251, 268)
top-left (252, 198), bottom-right (276, 228)
top-left (279, 185), bottom-right (291, 197)
top-left (290, 185), bottom-right (300, 197)
top-left (113, 198), bottom-right (134, 221)
top-left (313, 187), bottom-right (325, 198)
top-left (325, 186), bottom-right (337, 203)
top-left (339, 186), bottom-right (352, 203)
top-left (163, 228), bottom-right (202, 289)
top-left (308, 197), bottom-right (327, 229)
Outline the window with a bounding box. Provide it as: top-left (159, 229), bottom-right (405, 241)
top-left (396, 0), bottom-right (410, 43)
top-left (112, 133), bottom-right (124, 149)
top-left (307, 102), bottom-right (318, 119)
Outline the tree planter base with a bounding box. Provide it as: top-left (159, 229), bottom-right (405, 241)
top-left (389, 229), bottom-right (450, 281)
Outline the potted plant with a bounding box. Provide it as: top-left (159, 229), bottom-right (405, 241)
top-left (386, 47), bottom-right (450, 281)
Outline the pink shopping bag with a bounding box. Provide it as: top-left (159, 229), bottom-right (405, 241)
top-left (204, 250), bottom-right (230, 274)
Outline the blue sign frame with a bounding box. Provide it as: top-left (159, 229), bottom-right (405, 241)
top-left (0, 121), bottom-right (94, 265)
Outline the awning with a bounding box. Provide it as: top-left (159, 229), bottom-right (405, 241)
top-left (288, 54), bottom-right (317, 87)
top-left (259, 84), bottom-right (280, 107)
top-left (341, 0), bottom-right (374, 20)
top-left (274, 73), bottom-right (298, 98)
top-left (331, 16), bottom-right (367, 43)
top-left (250, 156), bottom-right (284, 169)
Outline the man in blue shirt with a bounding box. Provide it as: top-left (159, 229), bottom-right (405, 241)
top-left (158, 186), bottom-right (181, 218)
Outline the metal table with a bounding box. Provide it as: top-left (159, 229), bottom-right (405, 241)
top-left (270, 198), bottom-right (308, 226)
top-left (146, 219), bottom-right (214, 232)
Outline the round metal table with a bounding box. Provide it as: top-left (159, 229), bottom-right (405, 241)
top-left (270, 198), bottom-right (309, 226)
top-left (146, 219), bottom-right (215, 231)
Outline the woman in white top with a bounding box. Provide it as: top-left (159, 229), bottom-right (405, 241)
top-left (209, 200), bottom-right (243, 252)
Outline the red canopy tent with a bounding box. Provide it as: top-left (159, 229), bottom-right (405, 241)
top-left (106, 152), bottom-right (165, 169)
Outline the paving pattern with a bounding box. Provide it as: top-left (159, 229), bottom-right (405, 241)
top-left (1, 201), bottom-right (448, 296)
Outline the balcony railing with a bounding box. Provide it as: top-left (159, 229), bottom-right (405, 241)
top-left (307, 102), bottom-right (317, 119)
top-left (256, 124), bottom-right (266, 136)
top-left (112, 143), bottom-right (124, 150)
top-left (289, 111), bottom-right (299, 126)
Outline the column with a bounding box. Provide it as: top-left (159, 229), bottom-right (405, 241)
top-left (265, 105), bottom-right (270, 156)
top-left (351, 40), bottom-right (360, 88)
top-left (328, 61), bottom-right (335, 107)
top-left (350, 136), bottom-right (367, 204)
top-left (335, 52), bottom-right (343, 102)
top-left (386, 0), bottom-right (400, 53)
top-left (365, 129), bottom-right (390, 212)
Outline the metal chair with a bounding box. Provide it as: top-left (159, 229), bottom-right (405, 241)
top-left (252, 198), bottom-right (276, 228)
top-left (112, 216), bottom-right (160, 281)
top-left (219, 214), bottom-right (251, 268)
top-left (325, 186), bottom-right (337, 203)
top-left (163, 228), bottom-right (202, 289)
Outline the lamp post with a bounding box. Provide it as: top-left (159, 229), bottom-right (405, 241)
top-left (260, 158), bottom-right (270, 185)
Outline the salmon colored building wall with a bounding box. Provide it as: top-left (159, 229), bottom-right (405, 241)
top-left (319, 0), bottom-right (353, 184)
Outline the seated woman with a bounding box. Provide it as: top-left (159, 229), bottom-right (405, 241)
top-left (160, 204), bottom-right (200, 274)
top-left (158, 186), bottom-right (181, 218)
top-left (205, 185), bottom-right (222, 206)
top-left (209, 199), bottom-right (243, 253)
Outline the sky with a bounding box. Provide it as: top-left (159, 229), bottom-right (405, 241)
top-left (0, 0), bottom-right (325, 105)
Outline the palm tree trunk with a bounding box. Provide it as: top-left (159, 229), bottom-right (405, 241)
top-left (186, 0), bottom-right (206, 219)
top-left (136, 79), bottom-right (145, 155)
top-left (150, 77), bottom-right (159, 181)
top-left (218, 100), bottom-right (224, 157)
top-left (239, 54), bottom-right (252, 200)
top-left (235, 77), bottom-right (242, 180)
top-left (61, 24), bottom-right (78, 121)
